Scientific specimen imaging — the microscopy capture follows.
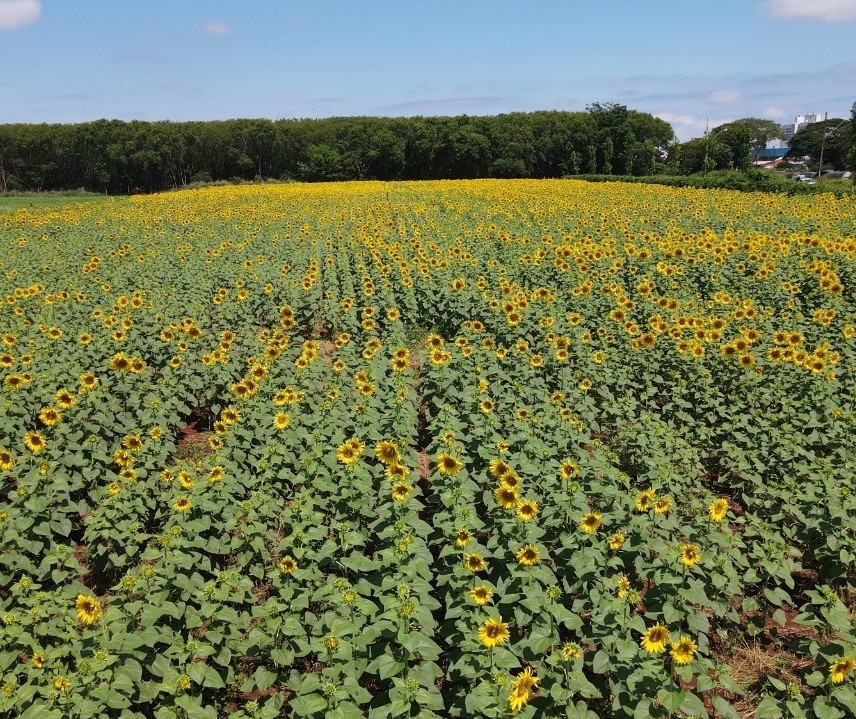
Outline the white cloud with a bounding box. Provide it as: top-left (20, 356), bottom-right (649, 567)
top-left (202, 21), bottom-right (230, 35)
top-left (765, 0), bottom-right (856, 22)
top-left (709, 90), bottom-right (744, 104)
top-left (0, 0), bottom-right (41, 30)
top-left (763, 106), bottom-right (786, 118)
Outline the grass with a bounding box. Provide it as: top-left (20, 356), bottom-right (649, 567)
top-left (0, 193), bottom-right (112, 213)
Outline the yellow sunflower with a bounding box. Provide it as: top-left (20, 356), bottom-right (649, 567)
top-left (24, 432), bottom-right (46, 454)
top-left (516, 544), bottom-right (540, 566)
top-left (469, 585), bottom-right (493, 606)
top-left (580, 512), bottom-right (602, 534)
top-left (464, 553), bottom-right (486, 573)
top-left (709, 498), bottom-right (728, 522)
top-left (494, 485), bottom-right (519, 510)
top-left (279, 556), bottom-right (298, 574)
top-left (478, 618), bottom-right (510, 648)
top-left (829, 656), bottom-right (856, 684)
top-left (375, 441), bottom-right (400, 466)
top-left (515, 499), bottom-right (539, 522)
top-left (436, 453), bottom-right (463, 476)
top-left (508, 666), bottom-right (539, 712)
top-left (75, 594), bottom-right (102, 625)
top-left (670, 636), bottom-right (698, 665)
top-left (640, 624), bottom-right (670, 654)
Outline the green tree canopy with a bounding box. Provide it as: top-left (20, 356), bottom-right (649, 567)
top-left (787, 117), bottom-right (851, 170)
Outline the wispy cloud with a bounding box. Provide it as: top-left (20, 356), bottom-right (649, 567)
top-left (202, 21), bottom-right (231, 35)
top-left (709, 90), bottom-right (744, 104)
top-left (0, 0), bottom-right (41, 30)
top-left (764, 0), bottom-right (856, 22)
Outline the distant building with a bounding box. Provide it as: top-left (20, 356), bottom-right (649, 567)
top-left (781, 113), bottom-right (824, 140)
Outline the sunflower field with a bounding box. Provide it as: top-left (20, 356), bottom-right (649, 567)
top-left (1, 180), bottom-right (856, 719)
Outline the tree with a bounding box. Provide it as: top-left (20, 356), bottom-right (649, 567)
top-left (712, 118), bottom-right (783, 167)
top-left (788, 117), bottom-right (851, 170)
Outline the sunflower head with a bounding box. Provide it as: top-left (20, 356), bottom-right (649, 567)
top-left (516, 544), bottom-right (540, 566)
top-left (469, 585), bottom-right (493, 606)
top-left (279, 556), bottom-right (297, 574)
top-left (478, 618), bottom-right (510, 648)
top-left (464, 554), bottom-right (486, 573)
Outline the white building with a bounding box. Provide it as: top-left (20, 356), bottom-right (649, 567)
top-left (781, 113), bottom-right (824, 140)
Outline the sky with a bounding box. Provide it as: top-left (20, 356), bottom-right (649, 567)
top-left (1, 0), bottom-right (855, 140)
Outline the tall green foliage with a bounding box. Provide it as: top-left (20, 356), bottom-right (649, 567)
top-left (0, 108), bottom-right (674, 193)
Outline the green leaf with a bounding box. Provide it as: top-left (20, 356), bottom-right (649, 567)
top-left (712, 695), bottom-right (741, 719)
top-left (290, 693), bottom-right (328, 716)
top-left (254, 665), bottom-right (278, 691)
top-left (813, 697), bottom-right (845, 719)
top-left (754, 694), bottom-right (783, 719)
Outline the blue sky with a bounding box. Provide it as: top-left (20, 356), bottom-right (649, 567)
top-left (1, 0), bottom-right (855, 139)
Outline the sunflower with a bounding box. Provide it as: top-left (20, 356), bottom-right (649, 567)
top-left (680, 543), bottom-right (701, 567)
top-left (53, 676), bottom-right (70, 693)
top-left (559, 460), bottom-right (579, 479)
top-left (508, 666), bottom-right (539, 712)
top-left (516, 544), bottom-right (540, 566)
top-left (24, 432), bottom-right (46, 454)
top-left (640, 623), bottom-right (670, 654)
top-left (391, 483), bottom-right (412, 501)
top-left (480, 398), bottom-right (495, 414)
top-left (113, 449), bottom-right (133, 467)
top-left (617, 574), bottom-right (631, 598)
top-left (279, 556), bottom-right (297, 574)
top-left (31, 652), bottom-right (46, 669)
top-left (79, 373), bottom-right (99, 391)
top-left (0, 449), bottom-right (13, 472)
top-left (436, 453), bottom-right (463, 476)
top-left (470, 585), bottom-right (493, 606)
top-left (561, 643), bottom-right (582, 661)
top-left (478, 618), bottom-right (510, 648)
top-left (109, 353), bottom-right (131, 372)
top-left (489, 459), bottom-right (511, 478)
top-left (464, 553), bottom-right (486, 573)
top-left (336, 442), bottom-right (361, 465)
top-left (385, 464), bottom-right (408, 482)
top-left (829, 656), bottom-right (856, 684)
top-left (173, 497), bottom-right (192, 512)
top-left (494, 485), bottom-right (519, 509)
top-left (390, 355), bottom-right (409, 372)
top-left (208, 466), bottom-right (224, 483)
top-left (709, 498), bottom-right (728, 522)
top-left (516, 499), bottom-right (539, 522)
top-left (221, 406), bottom-right (240, 424)
top-left (122, 433), bottom-right (144, 452)
top-left (55, 389), bottom-right (75, 410)
top-left (635, 488), bottom-right (656, 511)
top-left (670, 636), bottom-right (698, 665)
top-left (75, 594), bottom-right (102, 625)
top-left (38, 407), bottom-right (62, 426)
top-left (455, 528), bottom-right (472, 547)
top-left (609, 532), bottom-right (625, 551)
top-left (653, 496), bottom-right (672, 514)
top-left (580, 512), bottom-right (602, 534)
top-left (500, 471), bottom-right (521, 490)
top-left (375, 441), bottom-right (400, 466)
top-left (273, 412), bottom-right (290, 430)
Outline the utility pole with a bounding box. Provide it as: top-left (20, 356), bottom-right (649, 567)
top-left (817, 112), bottom-right (828, 180)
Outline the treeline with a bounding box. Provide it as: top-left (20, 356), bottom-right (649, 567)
top-left (0, 104), bottom-right (674, 194)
